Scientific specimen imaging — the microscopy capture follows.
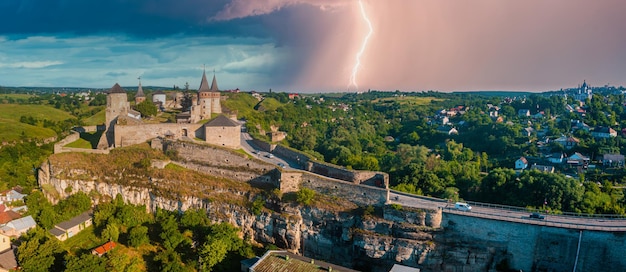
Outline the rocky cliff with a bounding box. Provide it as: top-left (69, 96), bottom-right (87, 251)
top-left (37, 145), bottom-right (514, 272)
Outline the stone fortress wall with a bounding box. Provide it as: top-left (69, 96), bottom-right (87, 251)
top-left (115, 123), bottom-right (204, 147)
top-left (253, 140), bottom-right (389, 189)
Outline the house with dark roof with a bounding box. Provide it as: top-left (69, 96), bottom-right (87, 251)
top-left (601, 154), bottom-right (625, 168)
top-left (49, 210), bottom-right (93, 241)
top-left (591, 126), bottom-right (617, 139)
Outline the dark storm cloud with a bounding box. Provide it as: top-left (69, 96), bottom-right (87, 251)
top-left (0, 0), bottom-right (266, 38)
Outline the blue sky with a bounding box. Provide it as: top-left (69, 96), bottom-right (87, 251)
top-left (2, 0), bottom-right (626, 92)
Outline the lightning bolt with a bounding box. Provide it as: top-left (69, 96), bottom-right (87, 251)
top-left (349, 0), bottom-right (373, 91)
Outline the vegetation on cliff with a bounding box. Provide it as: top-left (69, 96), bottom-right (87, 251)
top-left (17, 196), bottom-right (256, 272)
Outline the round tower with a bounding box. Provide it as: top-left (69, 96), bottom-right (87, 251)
top-left (106, 83), bottom-right (129, 129)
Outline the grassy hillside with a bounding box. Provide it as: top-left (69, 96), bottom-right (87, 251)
top-left (221, 93), bottom-right (262, 118)
top-left (0, 119), bottom-right (57, 142)
top-left (0, 104), bottom-right (75, 142)
top-left (0, 104), bottom-right (74, 122)
top-left (82, 109), bottom-right (105, 126)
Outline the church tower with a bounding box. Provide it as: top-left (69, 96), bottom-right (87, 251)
top-left (135, 78), bottom-right (146, 104)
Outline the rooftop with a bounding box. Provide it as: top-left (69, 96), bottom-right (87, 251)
top-left (205, 115), bottom-right (240, 127)
top-left (250, 251), bottom-right (358, 272)
top-left (55, 210), bottom-right (92, 230)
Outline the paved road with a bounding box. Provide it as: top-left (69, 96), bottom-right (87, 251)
top-left (388, 190), bottom-right (626, 231)
top-left (239, 128), bottom-right (626, 231)
top-left (239, 130), bottom-right (294, 169)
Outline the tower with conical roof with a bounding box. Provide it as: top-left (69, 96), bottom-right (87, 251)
top-left (209, 70), bottom-right (222, 113)
top-left (106, 83), bottom-right (130, 129)
top-left (197, 69), bottom-right (213, 120)
top-left (135, 78), bottom-right (146, 104)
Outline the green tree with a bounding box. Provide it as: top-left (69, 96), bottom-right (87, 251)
top-left (102, 223), bottom-right (119, 242)
top-left (106, 247), bottom-right (144, 272)
top-left (135, 99), bottom-right (157, 117)
top-left (17, 228), bottom-right (62, 272)
top-left (65, 253), bottom-right (107, 272)
top-left (128, 225), bottom-right (149, 247)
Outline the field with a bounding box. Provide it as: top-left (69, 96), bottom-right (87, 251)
top-left (372, 96), bottom-right (442, 106)
top-left (0, 104), bottom-right (74, 122)
top-left (0, 94), bottom-right (35, 101)
top-left (0, 104), bottom-right (75, 142)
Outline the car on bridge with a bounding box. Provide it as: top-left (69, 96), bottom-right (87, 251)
top-left (529, 212), bottom-right (545, 220)
top-left (454, 202), bottom-right (472, 211)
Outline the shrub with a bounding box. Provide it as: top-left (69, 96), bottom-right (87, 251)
top-left (296, 188), bottom-right (316, 206)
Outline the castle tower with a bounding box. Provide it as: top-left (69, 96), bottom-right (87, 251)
top-left (197, 69), bottom-right (213, 120)
top-left (103, 83), bottom-right (130, 148)
top-left (209, 72), bottom-right (222, 113)
top-left (135, 78), bottom-right (146, 104)
top-left (105, 83), bottom-right (129, 130)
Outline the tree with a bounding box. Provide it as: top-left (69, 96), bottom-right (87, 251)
top-left (106, 247), bottom-right (144, 272)
top-left (135, 99), bottom-right (157, 117)
top-left (17, 228), bottom-right (62, 272)
top-left (102, 223), bottom-right (119, 242)
top-left (128, 225), bottom-right (149, 247)
top-left (65, 253), bottom-right (106, 272)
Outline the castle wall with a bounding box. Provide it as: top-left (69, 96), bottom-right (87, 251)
top-left (115, 123), bottom-right (203, 147)
top-left (280, 170), bottom-right (389, 207)
top-left (204, 125), bottom-right (241, 148)
top-left (272, 144), bottom-right (388, 187)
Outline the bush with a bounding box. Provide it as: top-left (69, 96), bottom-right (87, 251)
top-left (296, 188), bottom-right (316, 206)
top-left (251, 197), bottom-right (265, 215)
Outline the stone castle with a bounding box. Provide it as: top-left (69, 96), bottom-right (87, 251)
top-left (97, 70), bottom-right (241, 149)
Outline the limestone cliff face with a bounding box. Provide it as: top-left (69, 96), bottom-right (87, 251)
top-left (38, 159), bottom-right (509, 272)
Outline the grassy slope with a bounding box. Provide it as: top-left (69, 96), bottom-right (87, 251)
top-left (0, 104), bottom-right (74, 122)
top-left (221, 93), bottom-right (261, 119)
top-left (0, 104), bottom-right (75, 141)
top-left (82, 109), bottom-right (106, 126)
